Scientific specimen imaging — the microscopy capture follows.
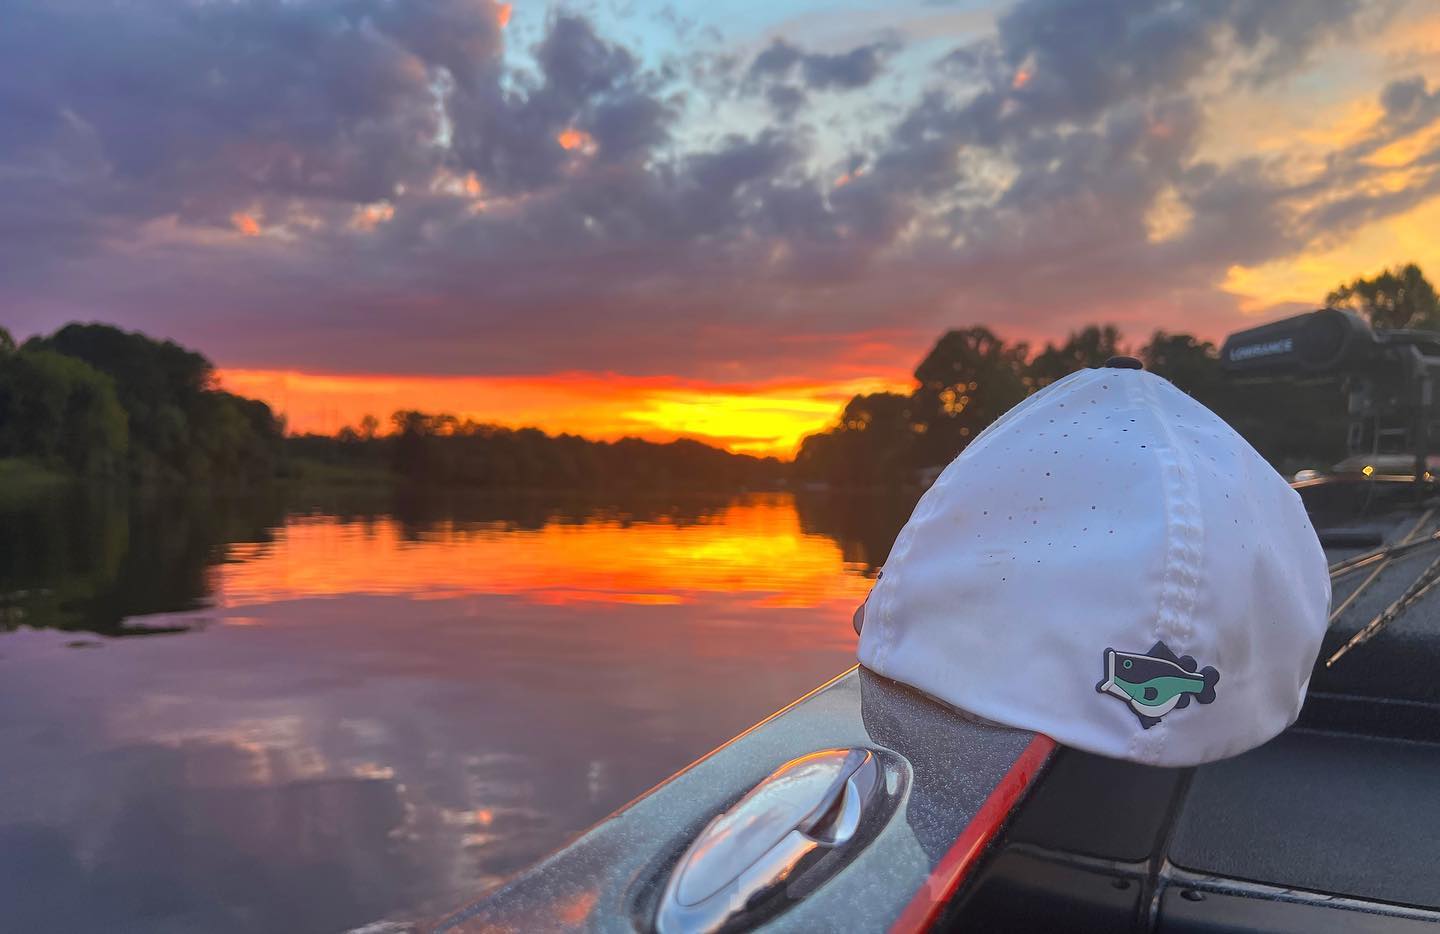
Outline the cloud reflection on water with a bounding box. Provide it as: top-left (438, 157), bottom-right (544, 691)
top-left (0, 492), bottom-right (909, 932)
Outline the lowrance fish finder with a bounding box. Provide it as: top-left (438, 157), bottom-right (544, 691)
top-left (1221, 308), bottom-right (1440, 485)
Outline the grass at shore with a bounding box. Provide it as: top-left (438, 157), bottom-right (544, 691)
top-left (283, 457), bottom-right (395, 488)
top-left (0, 458), bottom-right (70, 498)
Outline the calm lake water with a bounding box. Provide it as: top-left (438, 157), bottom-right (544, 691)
top-left (0, 487), bottom-right (914, 933)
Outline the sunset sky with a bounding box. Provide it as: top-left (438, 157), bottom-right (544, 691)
top-left (8, 0), bottom-right (1440, 455)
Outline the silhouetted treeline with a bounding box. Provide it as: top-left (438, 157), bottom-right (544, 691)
top-left (799, 265), bottom-right (1440, 484)
top-left (292, 411), bottom-right (788, 491)
top-left (0, 323), bottom-right (283, 483)
top-left (1, 321), bottom-right (785, 491)
top-left (796, 324), bottom-right (1348, 485)
top-left (11, 261), bottom-right (1429, 492)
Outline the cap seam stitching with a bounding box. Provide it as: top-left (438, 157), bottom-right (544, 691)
top-left (1136, 373), bottom-right (1204, 766)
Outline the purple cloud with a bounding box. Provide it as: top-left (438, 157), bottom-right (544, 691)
top-left (0, 0), bottom-right (1434, 382)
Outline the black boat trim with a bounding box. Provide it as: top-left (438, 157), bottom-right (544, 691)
top-left (1160, 864), bottom-right (1440, 924)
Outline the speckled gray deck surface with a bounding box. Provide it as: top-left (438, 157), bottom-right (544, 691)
top-left (1171, 729), bottom-right (1440, 909)
top-left (1169, 497), bottom-right (1440, 909)
top-left (429, 667), bottom-right (1044, 933)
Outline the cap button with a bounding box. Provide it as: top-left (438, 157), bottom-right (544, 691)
top-left (1104, 356), bottom-right (1144, 370)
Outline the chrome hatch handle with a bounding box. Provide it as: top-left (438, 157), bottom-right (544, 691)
top-left (654, 747), bottom-right (881, 933)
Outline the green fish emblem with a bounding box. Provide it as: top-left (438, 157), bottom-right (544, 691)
top-left (1097, 641), bottom-right (1219, 728)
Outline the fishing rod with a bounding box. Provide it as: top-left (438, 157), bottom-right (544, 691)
top-left (1328, 525), bottom-right (1440, 580)
top-left (1327, 548), bottom-right (1440, 666)
top-left (1326, 508), bottom-right (1433, 626)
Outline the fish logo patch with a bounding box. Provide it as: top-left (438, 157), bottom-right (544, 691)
top-left (1097, 642), bottom-right (1219, 729)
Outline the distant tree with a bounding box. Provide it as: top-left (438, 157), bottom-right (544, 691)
top-left (0, 348), bottom-right (128, 475)
top-left (23, 323), bottom-right (280, 482)
top-left (359, 414), bottom-right (380, 440)
top-left (193, 391), bottom-right (283, 480)
top-left (391, 410), bottom-right (440, 480)
top-left (796, 392), bottom-right (917, 485)
top-left (836, 392), bottom-right (914, 437)
top-left (0, 327), bottom-right (14, 355)
top-left (911, 327), bottom-right (1031, 465)
top-left (1029, 324), bottom-right (1125, 388)
top-left (1141, 331), bottom-right (1222, 399)
top-left (378, 409), bottom-right (784, 489)
top-left (1327, 263), bottom-right (1440, 331)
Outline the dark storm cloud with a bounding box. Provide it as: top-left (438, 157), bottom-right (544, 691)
top-left (0, 0), bottom-right (451, 261)
top-left (0, 0), bottom-right (1434, 379)
top-left (744, 37), bottom-right (899, 117)
top-left (448, 13), bottom-right (678, 191)
top-left (747, 37), bottom-right (896, 90)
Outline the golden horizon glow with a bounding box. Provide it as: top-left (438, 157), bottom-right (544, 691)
top-left (1222, 194), bottom-right (1440, 314)
top-left (215, 495), bottom-right (874, 616)
top-left (218, 367), bottom-right (912, 457)
top-left (1212, 24), bottom-right (1440, 319)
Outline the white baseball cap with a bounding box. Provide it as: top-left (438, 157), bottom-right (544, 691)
top-left (856, 360), bottom-right (1331, 767)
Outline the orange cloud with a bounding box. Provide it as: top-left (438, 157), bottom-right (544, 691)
top-left (231, 212), bottom-right (261, 236)
top-left (496, 2), bottom-right (512, 28)
top-left (1198, 76), bottom-right (1383, 166)
top-left (217, 368), bottom-right (912, 457)
top-left (350, 202), bottom-right (395, 231)
top-left (1223, 193), bottom-right (1440, 314)
top-left (557, 127), bottom-right (595, 152)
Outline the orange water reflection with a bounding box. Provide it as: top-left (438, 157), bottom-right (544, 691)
top-left (0, 490), bottom-right (898, 932)
top-left (217, 494), bottom-right (875, 613)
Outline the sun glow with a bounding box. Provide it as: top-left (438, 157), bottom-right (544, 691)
top-left (217, 369), bottom-right (911, 457)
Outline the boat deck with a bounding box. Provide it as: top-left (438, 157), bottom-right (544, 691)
top-left (949, 484), bottom-right (1440, 931)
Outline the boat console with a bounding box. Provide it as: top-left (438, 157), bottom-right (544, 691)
top-left (1222, 308), bottom-right (1440, 485)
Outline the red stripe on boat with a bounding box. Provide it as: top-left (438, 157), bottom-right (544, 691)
top-left (889, 733), bottom-right (1057, 933)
